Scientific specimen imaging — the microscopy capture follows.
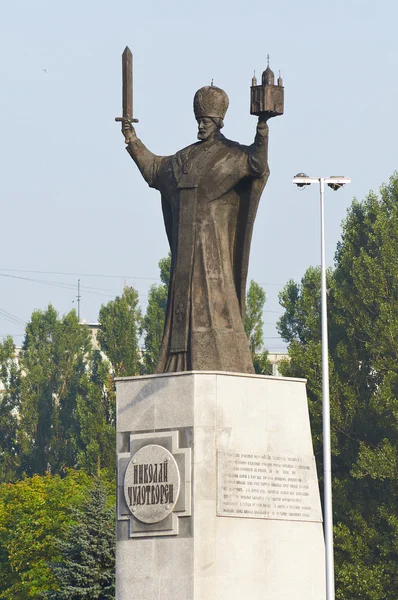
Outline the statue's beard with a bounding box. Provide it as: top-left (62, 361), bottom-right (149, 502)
top-left (198, 129), bottom-right (219, 141)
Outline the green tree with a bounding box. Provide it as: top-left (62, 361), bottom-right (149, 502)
top-left (97, 287), bottom-right (142, 378)
top-left (0, 336), bottom-right (21, 482)
top-left (0, 306), bottom-right (116, 481)
top-left (18, 306), bottom-right (92, 477)
top-left (0, 471), bottom-right (92, 599)
top-left (277, 266), bottom-right (324, 346)
top-left (244, 280), bottom-right (272, 375)
top-left (74, 350), bottom-right (116, 477)
top-left (141, 254), bottom-right (170, 374)
top-left (48, 478), bottom-right (115, 599)
top-left (277, 173), bottom-right (398, 599)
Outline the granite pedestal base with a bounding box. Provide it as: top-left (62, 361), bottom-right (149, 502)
top-left (116, 371), bottom-right (326, 600)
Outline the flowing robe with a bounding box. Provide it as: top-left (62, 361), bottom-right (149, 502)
top-left (126, 121), bottom-right (269, 374)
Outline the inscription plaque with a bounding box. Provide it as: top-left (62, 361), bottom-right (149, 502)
top-left (124, 444), bottom-right (181, 524)
top-left (118, 431), bottom-right (191, 537)
top-left (217, 450), bottom-right (322, 522)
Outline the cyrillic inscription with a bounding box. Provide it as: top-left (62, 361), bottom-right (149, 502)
top-left (124, 444), bottom-right (180, 524)
top-left (217, 450), bottom-right (322, 522)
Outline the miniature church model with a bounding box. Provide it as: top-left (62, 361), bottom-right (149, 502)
top-left (250, 57), bottom-right (284, 117)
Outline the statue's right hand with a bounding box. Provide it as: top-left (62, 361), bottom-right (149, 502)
top-left (121, 120), bottom-right (137, 144)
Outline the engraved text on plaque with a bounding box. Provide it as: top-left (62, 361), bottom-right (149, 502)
top-left (217, 450), bottom-right (322, 522)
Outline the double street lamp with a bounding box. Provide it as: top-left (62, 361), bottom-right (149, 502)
top-left (292, 174), bottom-right (351, 600)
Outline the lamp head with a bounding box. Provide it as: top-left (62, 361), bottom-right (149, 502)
top-left (327, 176), bottom-right (345, 191)
top-left (293, 173), bottom-right (311, 188)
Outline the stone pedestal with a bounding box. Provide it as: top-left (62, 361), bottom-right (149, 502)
top-left (116, 371), bottom-right (326, 600)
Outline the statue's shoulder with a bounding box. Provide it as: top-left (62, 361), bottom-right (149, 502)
top-left (221, 136), bottom-right (240, 147)
top-left (217, 134), bottom-right (248, 150)
top-left (219, 136), bottom-right (250, 157)
top-left (174, 142), bottom-right (201, 165)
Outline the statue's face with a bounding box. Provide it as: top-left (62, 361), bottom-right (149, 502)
top-left (197, 117), bottom-right (219, 141)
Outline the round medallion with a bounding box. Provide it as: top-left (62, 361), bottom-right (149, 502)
top-left (124, 444), bottom-right (180, 524)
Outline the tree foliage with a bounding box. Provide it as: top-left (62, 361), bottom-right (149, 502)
top-left (141, 254), bottom-right (170, 374)
top-left (48, 478), bottom-right (115, 599)
top-left (18, 306), bottom-right (92, 477)
top-left (74, 350), bottom-right (116, 477)
top-left (0, 336), bottom-right (21, 483)
top-left (0, 471), bottom-right (92, 599)
top-left (0, 306), bottom-right (116, 482)
top-left (97, 287), bottom-right (142, 378)
top-left (244, 280), bottom-right (272, 375)
top-left (278, 173), bottom-right (398, 599)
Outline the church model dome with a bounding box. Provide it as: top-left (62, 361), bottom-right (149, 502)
top-left (262, 64), bottom-right (275, 86)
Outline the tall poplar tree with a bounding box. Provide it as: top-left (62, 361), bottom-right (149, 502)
top-left (141, 254), bottom-right (170, 374)
top-left (97, 287), bottom-right (142, 377)
top-left (0, 336), bottom-right (21, 482)
top-left (244, 280), bottom-right (272, 375)
top-left (0, 306), bottom-right (116, 482)
top-left (18, 306), bottom-right (92, 477)
top-left (74, 349), bottom-right (116, 477)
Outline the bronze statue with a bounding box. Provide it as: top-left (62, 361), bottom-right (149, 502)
top-left (117, 48), bottom-right (283, 374)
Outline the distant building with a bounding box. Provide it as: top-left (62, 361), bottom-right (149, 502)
top-left (267, 352), bottom-right (289, 377)
top-left (80, 321), bottom-right (145, 362)
top-left (81, 321), bottom-right (101, 350)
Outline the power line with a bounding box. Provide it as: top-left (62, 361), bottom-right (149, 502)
top-left (0, 268), bottom-right (160, 282)
top-left (0, 308), bottom-right (26, 328)
top-left (0, 271), bottom-right (282, 315)
top-left (0, 272), bottom-right (152, 300)
top-left (0, 308), bottom-right (26, 325)
top-left (0, 268), bottom-right (285, 287)
top-left (0, 273), bottom-right (120, 298)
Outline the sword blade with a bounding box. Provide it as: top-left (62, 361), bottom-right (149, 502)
top-left (122, 46), bottom-right (133, 120)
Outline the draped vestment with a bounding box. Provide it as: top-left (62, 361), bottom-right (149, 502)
top-left (126, 121), bottom-right (269, 374)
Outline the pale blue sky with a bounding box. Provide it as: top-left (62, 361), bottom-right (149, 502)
top-left (0, 0), bottom-right (397, 349)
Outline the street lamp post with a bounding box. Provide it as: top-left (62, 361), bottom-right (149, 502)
top-left (292, 175), bottom-right (351, 600)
